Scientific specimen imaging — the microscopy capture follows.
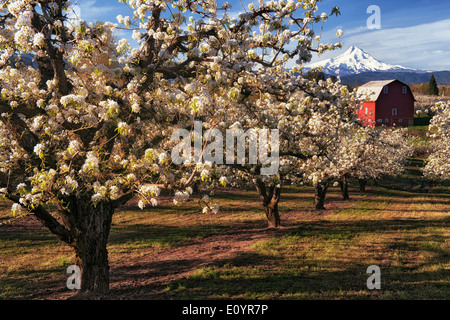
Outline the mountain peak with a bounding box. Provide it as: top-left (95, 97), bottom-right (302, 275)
top-left (346, 45), bottom-right (361, 53)
top-left (344, 46), bottom-right (369, 56)
top-left (306, 46), bottom-right (415, 76)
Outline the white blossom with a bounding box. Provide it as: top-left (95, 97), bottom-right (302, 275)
top-left (33, 143), bottom-right (45, 156)
top-left (11, 203), bottom-right (22, 216)
top-left (33, 32), bottom-right (46, 48)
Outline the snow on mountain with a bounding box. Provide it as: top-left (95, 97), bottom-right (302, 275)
top-left (305, 46), bottom-right (416, 76)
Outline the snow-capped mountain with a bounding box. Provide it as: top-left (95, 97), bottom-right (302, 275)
top-left (305, 46), bottom-right (416, 76)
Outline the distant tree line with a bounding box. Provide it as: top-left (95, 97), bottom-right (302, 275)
top-left (410, 74), bottom-right (449, 96)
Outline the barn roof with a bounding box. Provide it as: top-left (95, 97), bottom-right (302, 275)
top-left (356, 79), bottom-right (398, 101)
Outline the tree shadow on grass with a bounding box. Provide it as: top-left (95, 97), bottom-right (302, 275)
top-left (371, 186), bottom-right (450, 198)
top-left (108, 223), bottom-right (230, 248)
top-left (149, 217), bottom-right (449, 300)
top-left (157, 262), bottom-right (449, 300)
top-left (0, 267), bottom-right (72, 300)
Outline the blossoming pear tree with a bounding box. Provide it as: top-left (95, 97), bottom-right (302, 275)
top-left (184, 60), bottom-right (355, 227)
top-left (334, 126), bottom-right (414, 200)
top-left (286, 78), bottom-right (360, 209)
top-left (200, 73), bottom-right (359, 224)
top-left (165, 1), bottom-right (343, 227)
top-left (424, 101), bottom-right (450, 180)
top-left (0, 0), bottom-right (344, 294)
top-left (0, 0), bottom-right (186, 294)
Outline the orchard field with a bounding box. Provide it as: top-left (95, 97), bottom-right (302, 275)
top-left (1, 138), bottom-right (449, 300)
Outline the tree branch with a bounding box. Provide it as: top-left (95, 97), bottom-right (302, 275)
top-left (0, 108), bottom-right (40, 155)
top-left (112, 191), bottom-right (134, 209)
top-left (5, 193), bottom-right (74, 245)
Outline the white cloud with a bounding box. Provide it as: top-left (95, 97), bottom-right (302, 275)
top-left (342, 25), bottom-right (369, 37)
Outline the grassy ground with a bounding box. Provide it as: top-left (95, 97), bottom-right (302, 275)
top-left (162, 190), bottom-right (449, 300)
top-left (0, 158), bottom-right (449, 299)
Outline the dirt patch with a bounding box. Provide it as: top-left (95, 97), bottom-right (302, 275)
top-left (108, 220), bottom-right (288, 299)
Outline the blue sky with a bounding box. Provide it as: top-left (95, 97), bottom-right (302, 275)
top-left (74, 0), bottom-right (450, 71)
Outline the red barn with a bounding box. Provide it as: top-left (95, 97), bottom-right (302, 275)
top-left (356, 79), bottom-right (415, 127)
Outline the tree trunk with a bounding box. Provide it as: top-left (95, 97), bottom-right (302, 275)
top-left (264, 202), bottom-right (280, 228)
top-left (71, 199), bottom-right (114, 295)
top-left (340, 174), bottom-right (350, 200)
top-left (254, 178), bottom-right (282, 228)
top-left (359, 179), bottom-right (367, 192)
top-left (315, 182), bottom-right (329, 210)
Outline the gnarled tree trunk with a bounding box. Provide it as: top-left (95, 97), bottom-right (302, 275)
top-left (5, 192), bottom-right (120, 296)
top-left (255, 178), bottom-right (282, 228)
top-left (315, 181), bottom-right (329, 210)
top-left (264, 200), bottom-right (281, 228)
top-left (66, 198), bottom-right (115, 295)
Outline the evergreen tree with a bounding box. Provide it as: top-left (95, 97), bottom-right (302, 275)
top-left (429, 74), bottom-right (439, 96)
